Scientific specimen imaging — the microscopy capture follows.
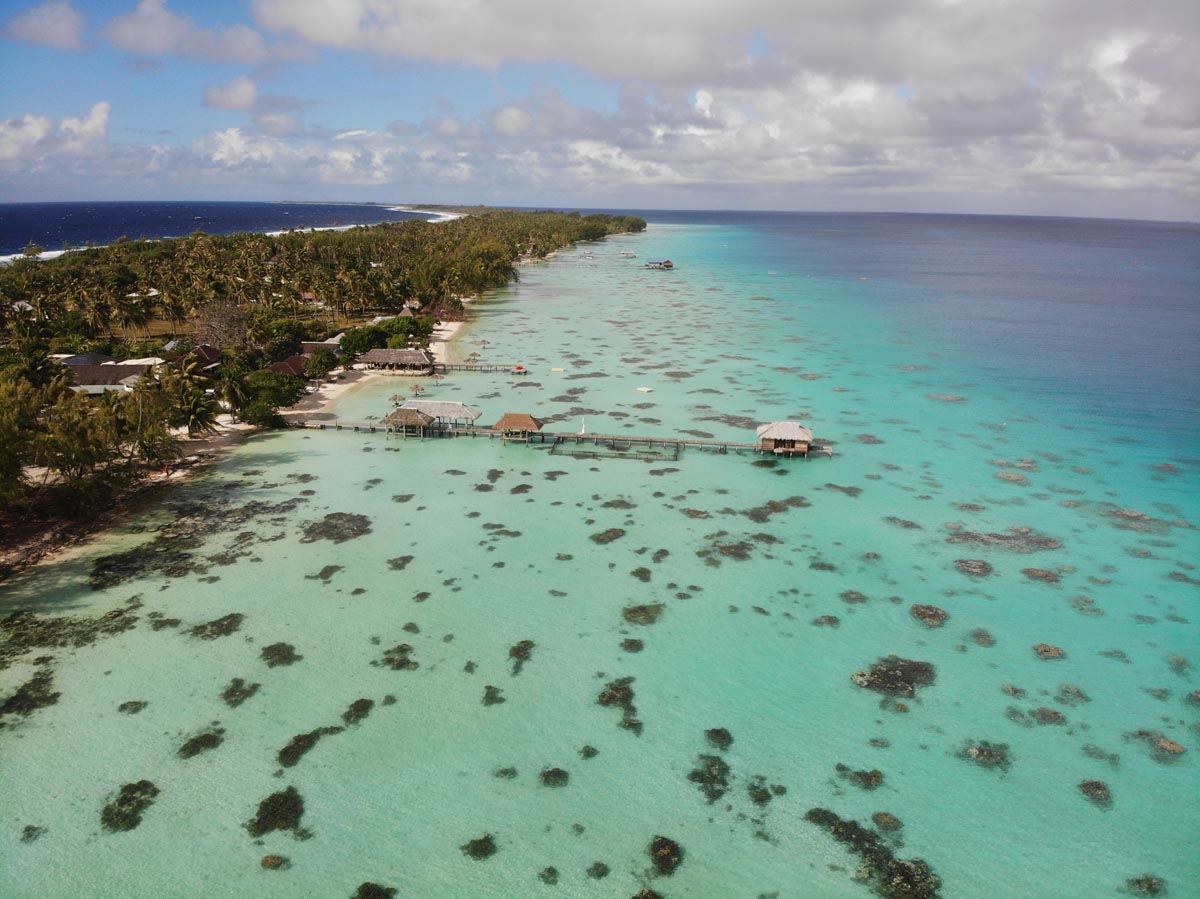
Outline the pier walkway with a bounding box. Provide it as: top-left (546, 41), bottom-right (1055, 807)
top-left (292, 419), bottom-right (833, 457)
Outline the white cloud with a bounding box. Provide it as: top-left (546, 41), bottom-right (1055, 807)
top-left (196, 127), bottom-right (281, 167)
top-left (0, 101), bottom-right (108, 163)
top-left (5, 0), bottom-right (86, 50)
top-left (202, 76), bottom-right (258, 110)
top-left (0, 114), bottom-right (54, 162)
top-left (254, 111), bottom-right (301, 137)
top-left (105, 0), bottom-right (272, 64)
top-left (493, 106), bottom-right (531, 137)
top-left (58, 101), bottom-right (110, 153)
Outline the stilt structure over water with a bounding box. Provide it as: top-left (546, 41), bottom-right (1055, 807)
top-left (298, 410), bottom-right (832, 458)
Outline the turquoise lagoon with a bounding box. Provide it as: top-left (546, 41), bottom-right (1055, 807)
top-left (1, 213), bottom-right (1197, 898)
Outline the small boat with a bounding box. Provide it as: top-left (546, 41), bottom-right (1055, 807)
top-left (620, 251), bottom-right (636, 258)
top-left (645, 259), bottom-right (674, 270)
top-left (551, 367), bottom-right (566, 372)
top-left (636, 387), bottom-right (653, 393)
top-left (511, 365), bottom-right (527, 375)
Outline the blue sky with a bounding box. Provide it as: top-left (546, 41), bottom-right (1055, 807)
top-left (1, 0), bottom-right (1197, 220)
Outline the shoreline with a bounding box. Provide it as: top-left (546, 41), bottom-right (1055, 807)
top-left (0, 297), bottom-right (477, 583)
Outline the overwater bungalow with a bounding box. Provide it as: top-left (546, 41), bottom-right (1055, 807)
top-left (493, 412), bottom-right (545, 442)
top-left (756, 421), bottom-right (815, 457)
top-left (399, 400), bottom-right (483, 428)
top-left (359, 348), bottom-right (434, 373)
top-left (382, 407), bottom-right (435, 437)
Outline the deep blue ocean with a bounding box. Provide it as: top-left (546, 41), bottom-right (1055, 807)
top-left (0, 200), bottom-right (428, 256)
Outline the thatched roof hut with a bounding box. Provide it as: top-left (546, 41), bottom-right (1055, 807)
top-left (755, 421), bottom-right (814, 442)
top-left (493, 412), bottom-right (545, 432)
top-left (400, 400), bottom-right (482, 424)
top-left (756, 421), bottom-right (814, 456)
top-left (383, 408), bottom-right (435, 428)
top-left (360, 348), bottom-right (433, 370)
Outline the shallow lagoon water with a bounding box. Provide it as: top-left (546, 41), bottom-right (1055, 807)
top-left (2, 214), bottom-right (1198, 898)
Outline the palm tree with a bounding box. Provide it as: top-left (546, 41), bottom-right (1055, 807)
top-left (177, 388), bottom-right (222, 436)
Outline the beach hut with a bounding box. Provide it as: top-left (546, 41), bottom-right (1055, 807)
top-left (399, 400), bottom-right (482, 428)
top-left (493, 412), bottom-right (545, 443)
top-left (359, 348), bottom-right (433, 373)
top-left (383, 407), bottom-right (435, 438)
top-left (756, 421), bottom-right (814, 457)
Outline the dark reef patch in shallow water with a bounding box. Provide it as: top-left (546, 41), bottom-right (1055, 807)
top-left (851, 657), bottom-right (936, 697)
top-left (189, 613), bottom-right (244, 640)
top-left (461, 834), bottom-right (497, 860)
top-left (836, 764), bottom-right (884, 790)
top-left (623, 603), bottom-right (664, 625)
top-left (804, 807), bottom-right (942, 899)
top-left (591, 528), bottom-right (626, 545)
top-left (954, 559), bottom-right (993, 577)
top-left (387, 555), bottom-right (414, 571)
top-left (597, 676), bottom-right (641, 734)
top-left (101, 780), bottom-right (160, 832)
top-left (688, 754), bottom-right (730, 802)
top-left (299, 512), bottom-right (372, 544)
top-left (262, 643), bottom-right (302, 667)
top-left (508, 639), bottom-right (535, 675)
top-left (483, 685), bottom-right (506, 705)
top-left (353, 883), bottom-right (396, 899)
top-left (247, 786), bottom-right (305, 838)
top-left (744, 496), bottom-right (809, 522)
top-left (278, 726), bottom-right (343, 767)
top-left (178, 727), bottom-right (225, 759)
top-left (374, 644), bottom-right (418, 670)
top-left (1079, 780), bottom-right (1112, 808)
top-left (342, 698), bottom-right (374, 725)
top-left (221, 678), bottom-right (260, 707)
top-left (118, 700), bottom-right (147, 714)
top-left (306, 565), bottom-right (343, 583)
top-left (1126, 874), bottom-right (1168, 896)
top-left (1, 605), bottom-right (139, 670)
top-left (957, 740), bottom-right (1011, 771)
top-left (0, 668), bottom-right (60, 723)
top-left (539, 767), bottom-right (569, 787)
top-left (947, 529), bottom-right (1062, 553)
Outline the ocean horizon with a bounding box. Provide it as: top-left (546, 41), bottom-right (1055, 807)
top-left (1, 209), bottom-right (1197, 898)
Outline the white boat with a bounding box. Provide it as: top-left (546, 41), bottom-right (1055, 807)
top-left (636, 387), bottom-right (653, 393)
top-left (620, 251), bottom-right (636, 258)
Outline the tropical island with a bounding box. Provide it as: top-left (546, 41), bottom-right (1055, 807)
top-left (0, 209), bottom-right (645, 575)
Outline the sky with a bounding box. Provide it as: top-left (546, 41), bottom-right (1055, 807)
top-left (0, 0), bottom-right (1197, 220)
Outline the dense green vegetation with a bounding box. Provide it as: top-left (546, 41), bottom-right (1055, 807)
top-left (0, 209), bottom-right (644, 519)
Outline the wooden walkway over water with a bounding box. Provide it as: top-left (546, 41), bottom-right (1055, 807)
top-left (293, 419), bottom-right (833, 457)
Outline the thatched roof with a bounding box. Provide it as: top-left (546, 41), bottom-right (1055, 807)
top-left (400, 400), bottom-right (482, 422)
top-left (756, 421), bottom-right (814, 441)
top-left (359, 348), bottom-right (432, 365)
top-left (383, 408), bottom-right (435, 427)
top-left (494, 412), bottom-right (544, 432)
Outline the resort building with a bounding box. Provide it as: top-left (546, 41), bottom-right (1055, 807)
top-left (398, 400), bottom-right (482, 427)
top-left (493, 412), bottom-right (545, 442)
top-left (359, 348), bottom-right (434, 373)
top-left (66, 364), bottom-right (151, 394)
top-left (756, 421), bottom-right (815, 456)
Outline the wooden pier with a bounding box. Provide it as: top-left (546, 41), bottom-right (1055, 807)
top-left (293, 419), bottom-right (833, 457)
top-left (433, 362), bottom-right (524, 373)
